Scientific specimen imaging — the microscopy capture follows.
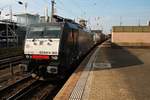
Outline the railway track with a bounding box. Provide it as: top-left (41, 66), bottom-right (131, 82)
top-left (17, 82), bottom-right (56, 100)
top-left (0, 75), bottom-right (56, 100)
top-left (0, 55), bottom-right (24, 69)
top-left (0, 75), bottom-right (34, 99)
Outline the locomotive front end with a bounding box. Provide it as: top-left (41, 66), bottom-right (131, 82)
top-left (24, 24), bottom-right (62, 78)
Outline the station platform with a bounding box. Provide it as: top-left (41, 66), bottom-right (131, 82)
top-left (54, 40), bottom-right (150, 100)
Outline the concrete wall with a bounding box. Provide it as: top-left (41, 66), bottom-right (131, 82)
top-left (112, 32), bottom-right (150, 46)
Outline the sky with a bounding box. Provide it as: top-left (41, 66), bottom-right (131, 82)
top-left (0, 0), bottom-right (150, 34)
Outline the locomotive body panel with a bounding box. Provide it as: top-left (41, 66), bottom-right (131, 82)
top-left (24, 38), bottom-right (60, 56)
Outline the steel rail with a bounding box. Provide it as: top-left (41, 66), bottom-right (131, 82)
top-left (0, 55), bottom-right (24, 69)
top-left (0, 75), bottom-right (34, 100)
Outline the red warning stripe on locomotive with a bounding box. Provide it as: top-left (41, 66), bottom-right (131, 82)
top-left (32, 55), bottom-right (49, 59)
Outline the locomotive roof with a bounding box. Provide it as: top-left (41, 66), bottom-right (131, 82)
top-left (29, 22), bottom-right (80, 30)
top-left (65, 22), bottom-right (79, 30)
top-left (29, 22), bottom-right (63, 27)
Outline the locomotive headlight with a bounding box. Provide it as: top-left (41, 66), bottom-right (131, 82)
top-left (26, 55), bottom-right (30, 59)
top-left (47, 66), bottom-right (58, 74)
top-left (48, 39), bottom-right (53, 42)
top-left (51, 55), bottom-right (58, 60)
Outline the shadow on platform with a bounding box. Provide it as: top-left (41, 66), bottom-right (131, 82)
top-left (93, 43), bottom-right (144, 70)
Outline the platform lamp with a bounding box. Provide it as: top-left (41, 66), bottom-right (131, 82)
top-left (18, 1), bottom-right (23, 5)
top-left (16, 0), bottom-right (28, 26)
top-left (17, 1), bottom-right (27, 13)
top-left (17, 0), bottom-right (28, 36)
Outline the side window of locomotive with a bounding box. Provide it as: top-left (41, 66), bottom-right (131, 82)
top-left (27, 26), bottom-right (45, 38)
top-left (45, 26), bottom-right (61, 38)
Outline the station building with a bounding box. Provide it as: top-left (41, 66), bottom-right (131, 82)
top-left (112, 25), bottom-right (150, 46)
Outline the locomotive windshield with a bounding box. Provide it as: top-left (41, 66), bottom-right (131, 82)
top-left (27, 27), bottom-right (44, 38)
top-left (45, 26), bottom-right (61, 38)
top-left (27, 25), bottom-right (61, 38)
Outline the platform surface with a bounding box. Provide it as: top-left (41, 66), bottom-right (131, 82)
top-left (55, 40), bottom-right (150, 100)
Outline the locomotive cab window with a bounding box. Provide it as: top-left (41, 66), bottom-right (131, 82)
top-left (27, 25), bottom-right (61, 38)
top-left (27, 26), bottom-right (45, 38)
top-left (45, 26), bottom-right (61, 38)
